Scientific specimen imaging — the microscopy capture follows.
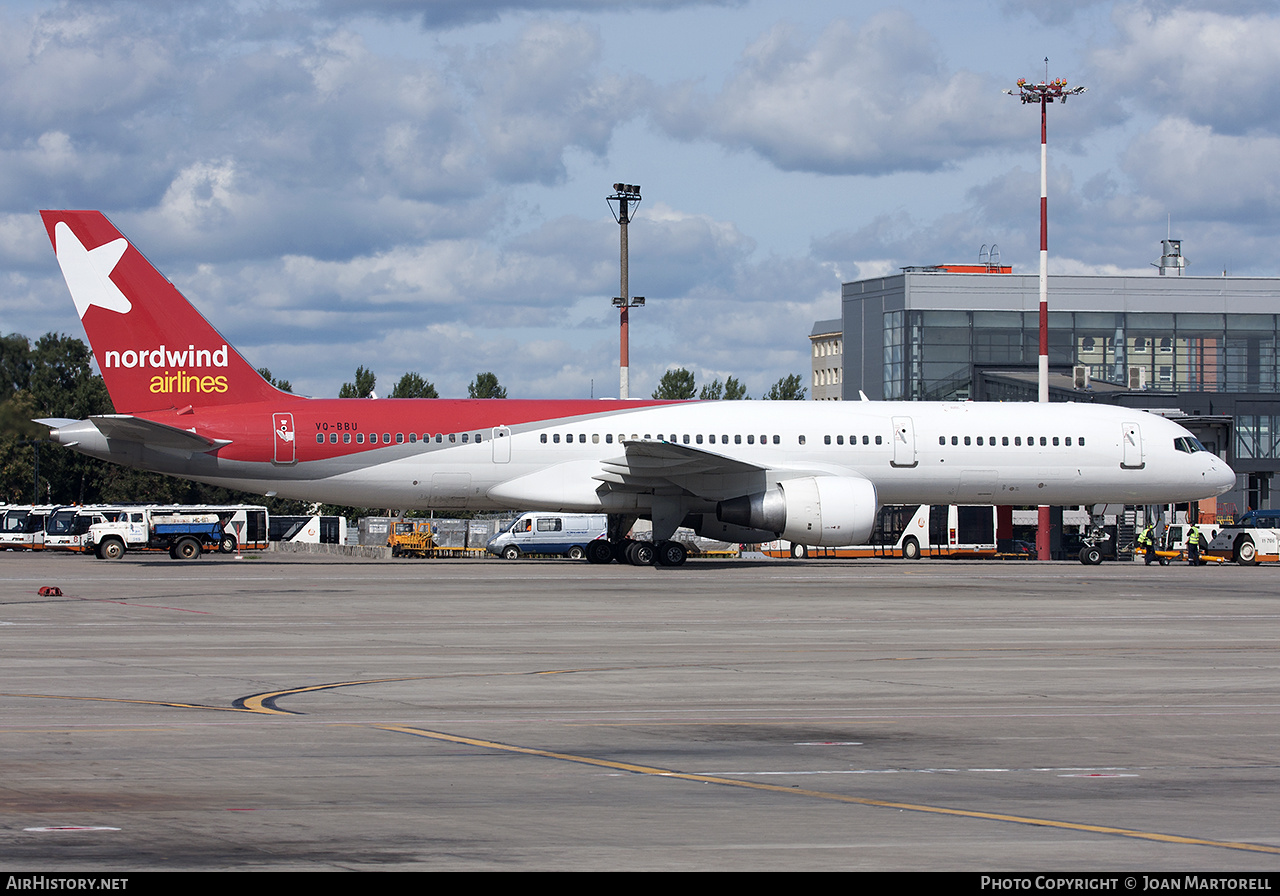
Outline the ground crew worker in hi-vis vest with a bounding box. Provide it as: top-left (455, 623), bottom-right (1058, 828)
top-left (1138, 523), bottom-right (1156, 566)
top-left (1187, 525), bottom-right (1203, 566)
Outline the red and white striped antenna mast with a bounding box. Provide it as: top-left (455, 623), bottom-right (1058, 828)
top-left (1005, 61), bottom-right (1086, 560)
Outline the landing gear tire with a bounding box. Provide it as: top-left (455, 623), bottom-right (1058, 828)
top-left (502, 545), bottom-right (520, 561)
top-left (1079, 545), bottom-right (1103, 566)
top-left (1237, 538), bottom-right (1258, 566)
top-left (655, 541), bottom-right (687, 567)
top-left (626, 541), bottom-right (655, 566)
top-left (902, 537), bottom-right (921, 560)
top-left (586, 541), bottom-right (614, 564)
top-left (791, 542), bottom-right (807, 559)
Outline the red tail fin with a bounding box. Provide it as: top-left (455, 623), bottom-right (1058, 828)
top-left (41, 211), bottom-right (296, 414)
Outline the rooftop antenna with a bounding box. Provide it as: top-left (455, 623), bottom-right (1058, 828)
top-left (1153, 222), bottom-right (1187, 276)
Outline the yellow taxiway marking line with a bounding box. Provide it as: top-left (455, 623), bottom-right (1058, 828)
top-left (377, 724), bottom-right (1280, 856)
top-left (236, 676), bottom-right (437, 714)
top-left (1, 693), bottom-right (260, 713)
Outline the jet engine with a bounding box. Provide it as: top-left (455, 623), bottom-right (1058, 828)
top-left (715, 476), bottom-right (877, 547)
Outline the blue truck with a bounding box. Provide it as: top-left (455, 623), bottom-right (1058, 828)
top-left (87, 509), bottom-right (229, 560)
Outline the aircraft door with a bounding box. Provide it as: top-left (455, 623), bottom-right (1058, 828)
top-left (492, 426), bottom-right (511, 463)
top-left (273, 413), bottom-right (296, 464)
top-left (891, 416), bottom-right (917, 468)
top-left (1121, 422), bottom-right (1144, 469)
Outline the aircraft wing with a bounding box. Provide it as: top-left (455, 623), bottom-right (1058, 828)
top-left (87, 414), bottom-right (231, 453)
top-left (593, 439), bottom-right (768, 499)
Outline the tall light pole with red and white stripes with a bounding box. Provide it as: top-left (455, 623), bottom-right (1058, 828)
top-left (608, 183), bottom-right (644, 399)
top-left (1006, 65), bottom-right (1085, 560)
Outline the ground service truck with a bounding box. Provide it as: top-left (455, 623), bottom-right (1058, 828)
top-left (88, 509), bottom-right (229, 560)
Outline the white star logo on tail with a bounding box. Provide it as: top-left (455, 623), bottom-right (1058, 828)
top-left (53, 221), bottom-right (131, 318)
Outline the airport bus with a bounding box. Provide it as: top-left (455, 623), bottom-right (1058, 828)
top-left (43, 505), bottom-right (128, 551)
top-left (0, 505), bottom-right (57, 550)
top-left (761, 504), bottom-right (998, 559)
top-left (268, 514), bottom-right (348, 545)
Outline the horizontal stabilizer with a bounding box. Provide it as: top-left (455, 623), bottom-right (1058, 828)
top-left (89, 414), bottom-right (231, 453)
top-left (33, 417), bottom-right (80, 430)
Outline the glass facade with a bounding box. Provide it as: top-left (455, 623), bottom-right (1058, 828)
top-left (1236, 415), bottom-right (1280, 460)
top-left (887, 309), bottom-right (1280, 402)
top-left (883, 310), bottom-right (905, 400)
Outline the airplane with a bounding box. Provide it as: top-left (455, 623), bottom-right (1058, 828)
top-left (36, 210), bottom-right (1236, 566)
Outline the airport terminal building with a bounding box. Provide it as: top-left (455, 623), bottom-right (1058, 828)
top-left (817, 247), bottom-right (1280, 512)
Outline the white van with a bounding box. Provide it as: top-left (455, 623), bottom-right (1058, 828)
top-left (486, 513), bottom-right (607, 560)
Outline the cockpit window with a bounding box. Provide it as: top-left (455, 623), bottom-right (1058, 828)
top-left (1173, 437), bottom-right (1206, 454)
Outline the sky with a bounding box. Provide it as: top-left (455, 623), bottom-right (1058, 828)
top-left (3, 0), bottom-right (1279, 400)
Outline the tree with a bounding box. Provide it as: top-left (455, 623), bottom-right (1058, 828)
top-left (28, 333), bottom-right (111, 420)
top-left (723, 376), bottom-right (749, 400)
top-left (0, 333), bottom-right (33, 395)
top-left (338, 365), bottom-right (376, 398)
top-left (257, 367), bottom-right (292, 393)
top-left (468, 372), bottom-right (507, 399)
top-left (0, 333), bottom-right (109, 503)
top-left (699, 376), bottom-right (750, 400)
top-left (763, 374), bottom-right (807, 401)
top-left (652, 367), bottom-right (696, 400)
top-left (391, 372), bottom-right (439, 398)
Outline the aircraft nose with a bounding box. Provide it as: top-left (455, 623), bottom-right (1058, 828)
top-left (1206, 458), bottom-right (1236, 496)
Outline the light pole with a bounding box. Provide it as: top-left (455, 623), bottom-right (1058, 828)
top-left (1006, 65), bottom-right (1086, 561)
top-left (607, 183), bottom-right (642, 399)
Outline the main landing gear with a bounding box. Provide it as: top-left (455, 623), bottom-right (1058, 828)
top-left (585, 538), bottom-right (688, 567)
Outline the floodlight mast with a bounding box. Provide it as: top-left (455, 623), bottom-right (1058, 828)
top-left (1005, 66), bottom-right (1087, 561)
top-left (608, 183), bottom-right (643, 399)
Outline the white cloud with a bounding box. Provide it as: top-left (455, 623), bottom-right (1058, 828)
top-left (316, 0), bottom-right (743, 30)
top-left (1092, 4), bottom-right (1280, 135)
top-left (1122, 117), bottom-right (1280, 221)
top-left (654, 13), bottom-right (1027, 175)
